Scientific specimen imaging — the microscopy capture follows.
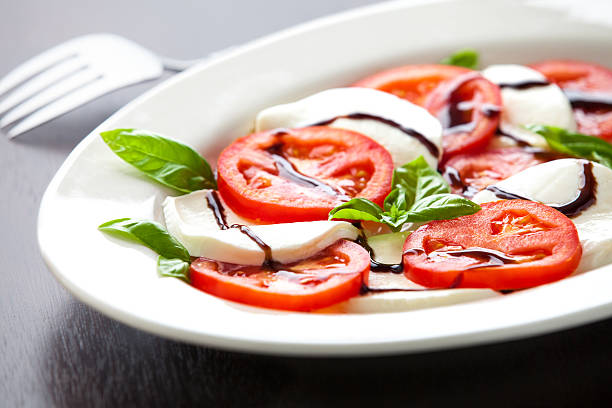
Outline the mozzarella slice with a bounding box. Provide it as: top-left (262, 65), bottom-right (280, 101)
top-left (255, 87), bottom-right (443, 168)
top-left (472, 159), bottom-right (612, 273)
top-left (319, 231), bottom-right (500, 313)
top-left (481, 64), bottom-right (576, 148)
top-left (163, 190), bottom-right (359, 265)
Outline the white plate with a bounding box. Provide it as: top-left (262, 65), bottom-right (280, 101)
top-left (38, 0), bottom-right (612, 356)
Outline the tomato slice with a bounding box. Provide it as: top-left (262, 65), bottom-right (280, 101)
top-left (402, 200), bottom-right (582, 290)
top-left (217, 126), bottom-right (393, 222)
top-left (424, 72), bottom-right (502, 160)
top-left (530, 60), bottom-right (612, 140)
top-left (353, 64), bottom-right (472, 106)
top-left (190, 240), bottom-right (369, 311)
top-left (442, 147), bottom-right (559, 197)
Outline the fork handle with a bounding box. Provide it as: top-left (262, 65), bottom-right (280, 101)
top-left (159, 46), bottom-right (238, 72)
top-left (159, 57), bottom-right (205, 72)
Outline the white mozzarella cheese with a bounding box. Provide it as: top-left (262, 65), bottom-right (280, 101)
top-left (481, 64), bottom-right (576, 148)
top-left (319, 231), bottom-right (500, 313)
top-left (255, 87), bottom-right (443, 168)
top-left (163, 190), bottom-right (359, 265)
top-left (472, 159), bottom-right (612, 273)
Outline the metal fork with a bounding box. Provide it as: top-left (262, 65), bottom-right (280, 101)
top-left (0, 33), bottom-right (204, 139)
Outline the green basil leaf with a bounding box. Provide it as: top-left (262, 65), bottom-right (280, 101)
top-left (383, 188), bottom-right (408, 212)
top-left (527, 124), bottom-right (612, 169)
top-left (99, 218), bottom-right (190, 262)
top-left (392, 156), bottom-right (449, 205)
top-left (101, 128), bottom-right (216, 193)
top-left (404, 194), bottom-right (481, 222)
top-left (440, 48), bottom-right (479, 69)
top-left (157, 256), bottom-right (190, 283)
top-left (379, 211), bottom-right (410, 232)
top-left (328, 198), bottom-right (383, 222)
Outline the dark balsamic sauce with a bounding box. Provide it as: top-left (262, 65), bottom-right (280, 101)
top-left (204, 191), bottom-right (274, 264)
top-left (496, 127), bottom-right (532, 147)
top-left (485, 160), bottom-right (597, 218)
top-left (266, 143), bottom-right (346, 199)
top-left (310, 112), bottom-right (440, 158)
top-left (442, 247), bottom-right (520, 269)
top-left (355, 235), bottom-right (403, 274)
top-left (205, 191), bottom-right (229, 229)
top-left (441, 165), bottom-right (480, 198)
top-left (485, 185), bottom-right (529, 201)
top-left (497, 79), bottom-right (550, 90)
top-left (436, 73), bottom-right (501, 136)
top-left (563, 89), bottom-right (612, 110)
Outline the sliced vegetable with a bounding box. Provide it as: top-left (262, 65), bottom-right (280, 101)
top-left (101, 128), bottom-right (216, 193)
top-left (424, 72), bottom-right (502, 159)
top-left (217, 126), bottom-right (393, 222)
top-left (353, 64), bottom-right (472, 106)
top-left (403, 200), bottom-right (582, 289)
top-left (190, 240), bottom-right (369, 311)
top-left (442, 147), bottom-right (557, 196)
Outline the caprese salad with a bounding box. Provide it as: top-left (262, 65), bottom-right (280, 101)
top-left (98, 49), bottom-right (612, 313)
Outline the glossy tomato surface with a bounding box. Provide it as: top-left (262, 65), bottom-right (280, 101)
top-left (442, 147), bottom-right (558, 197)
top-left (217, 127), bottom-right (393, 222)
top-left (190, 240), bottom-right (369, 312)
top-left (403, 200), bottom-right (582, 290)
top-left (424, 72), bottom-right (502, 160)
top-left (353, 64), bottom-right (471, 106)
top-left (531, 60), bottom-right (612, 140)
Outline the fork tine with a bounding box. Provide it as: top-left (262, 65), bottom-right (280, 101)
top-left (0, 39), bottom-right (81, 97)
top-left (0, 69), bottom-right (101, 129)
top-left (0, 56), bottom-right (87, 116)
top-left (6, 79), bottom-right (111, 138)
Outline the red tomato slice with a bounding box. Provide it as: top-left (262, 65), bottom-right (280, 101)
top-left (442, 147), bottom-right (559, 197)
top-left (530, 60), bottom-right (612, 140)
top-left (217, 126), bottom-right (393, 223)
top-left (353, 64), bottom-right (472, 106)
top-left (190, 240), bottom-right (369, 311)
top-left (403, 200), bottom-right (582, 290)
top-left (424, 72), bottom-right (502, 160)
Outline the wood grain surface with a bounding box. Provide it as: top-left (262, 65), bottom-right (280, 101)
top-left (1, 1), bottom-right (612, 406)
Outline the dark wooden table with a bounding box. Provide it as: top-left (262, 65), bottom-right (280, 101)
top-left (2, 1), bottom-right (612, 406)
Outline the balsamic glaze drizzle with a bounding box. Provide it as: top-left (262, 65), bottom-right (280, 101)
top-left (204, 191), bottom-right (274, 263)
top-left (442, 247), bottom-right (520, 269)
top-left (563, 89), bottom-right (612, 110)
top-left (265, 143), bottom-right (347, 199)
top-left (310, 112), bottom-right (439, 159)
top-left (205, 191), bottom-right (229, 229)
top-left (441, 165), bottom-right (480, 198)
top-left (355, 235), bottom-right (403, 274)
top-left (485, 160), bottom-right (597, 218)
top-left (436, 73), bottom-right (501, 136)
top-left (497, 79), bottom-right (550, 90)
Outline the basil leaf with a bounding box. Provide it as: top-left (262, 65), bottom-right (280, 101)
top-left (157, 256), bottom-right (190, 283)
top-left (379, 209), bottom-right (410, 232)
top-left (405, 194), bottom-right (481, 222)
top-left (383, 188), bottom-right (408, 212)
top-left (101, 128), bottom-right (216, 193)
top-left (440, 48), bottom-right (479, 69)
top-left (392, 156), bottom-right (449, 204)
top-left (527, 124), bottom-right (612, 169)
top-left (328, 198), bottom-right (383, 222)
top-left (99, 218), bottom-right (190, 262)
